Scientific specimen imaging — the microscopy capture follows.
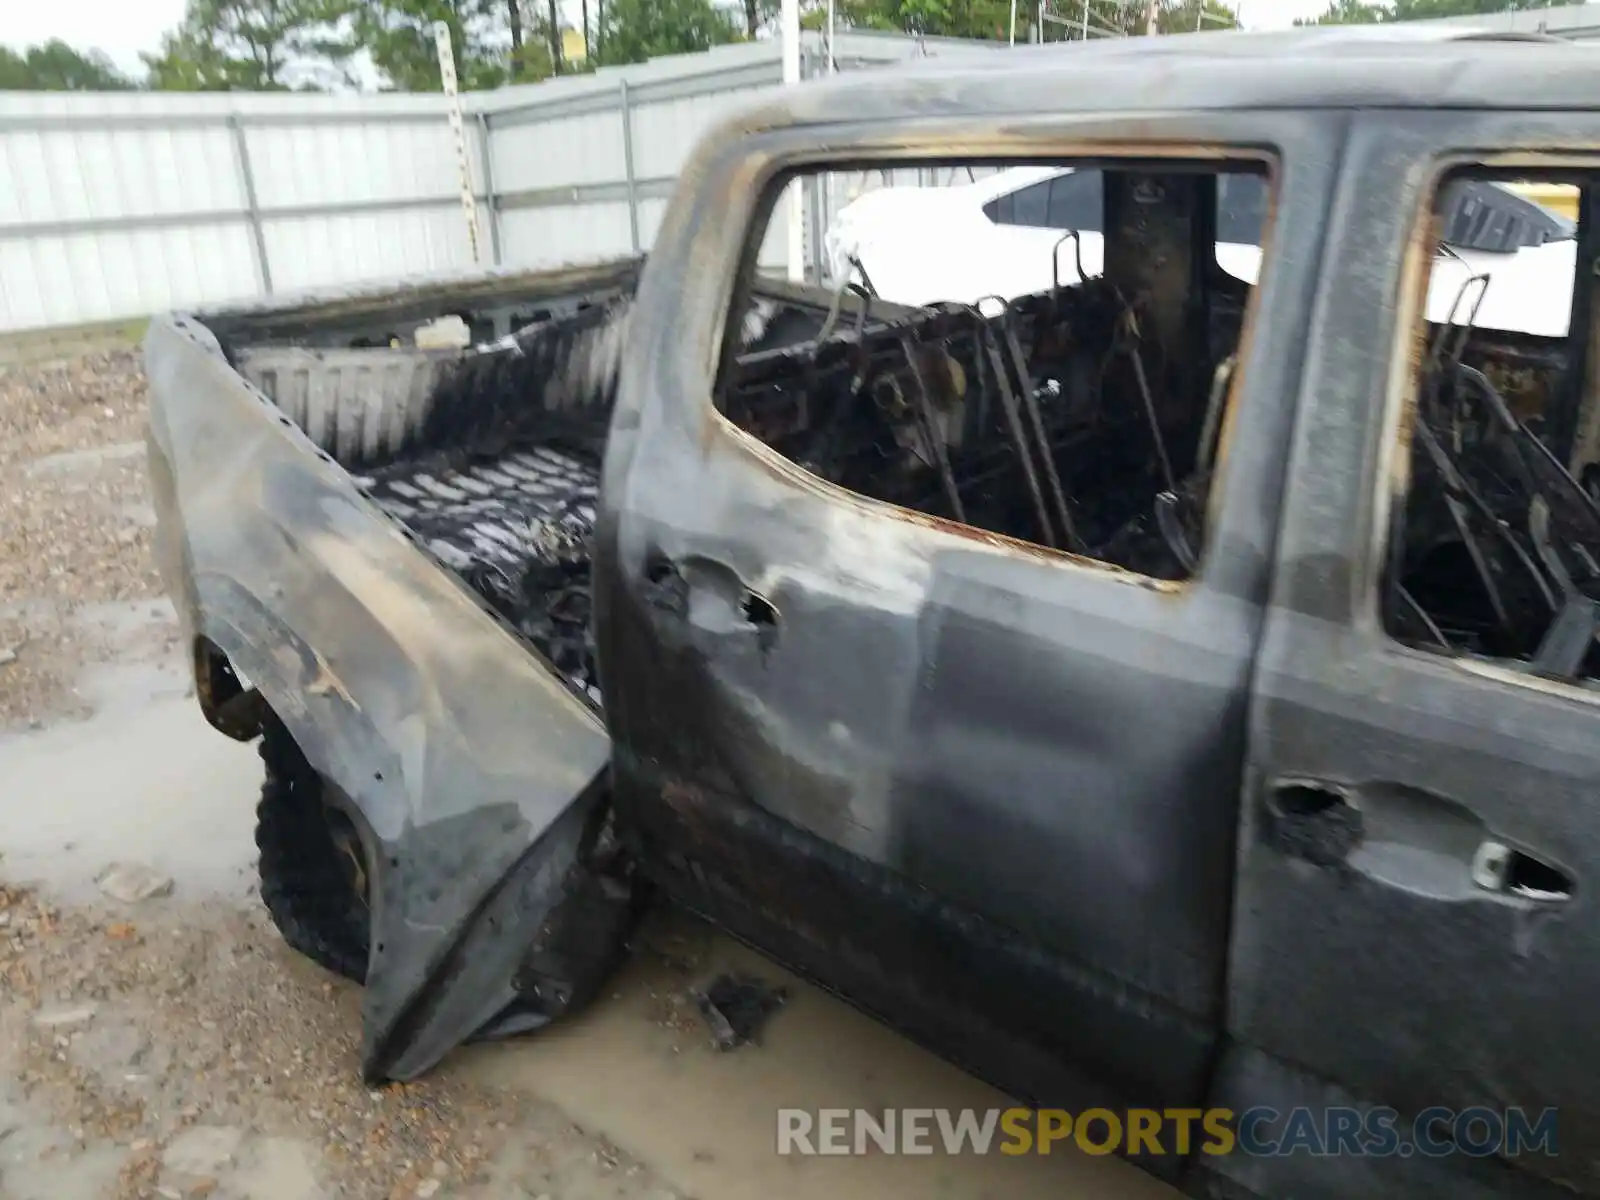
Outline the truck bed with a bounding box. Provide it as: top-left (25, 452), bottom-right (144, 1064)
top-left (227, 277), bottom-right (837, 706)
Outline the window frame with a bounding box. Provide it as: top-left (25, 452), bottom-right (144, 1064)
top-left (1366, 149), bottom-right (1600, 696)
top-left (713, 145), bottom-right (1285, 587)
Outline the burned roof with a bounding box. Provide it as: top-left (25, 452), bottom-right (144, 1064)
top-left (763, 26), bottom-right (1600, 127)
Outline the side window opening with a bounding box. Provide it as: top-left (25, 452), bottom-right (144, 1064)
top-left (1048, 171), bottom-right (1104, 232)
top-left (1217, 174), bottom-right (1267, 246)
top-left (715, 154), bottom-right (1279, 585)
top-left (1380, 167), bottom-right (1594, 680)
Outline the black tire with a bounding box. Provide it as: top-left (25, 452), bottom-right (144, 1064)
top-left (255, 719), bottom-right (371, 983)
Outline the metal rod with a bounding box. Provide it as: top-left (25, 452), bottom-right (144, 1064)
top-left (434, 21), bottom-right (482, 265)
top-left (781, 0), bottom-right (804, 282)
top-left (900, 335), bottom-right (968, 524)
top-left (1126, 341), bottom-right (1178, 494)
top-left (1081, 0), bottom-right (1089, 39)
top-left (827, 0), bottom-right (838, 68)
top-left (0, 192), bottom-right (505, 243)
top-left (978, 322), bottom-right (1058, 548)
top-left (228, 114), bottom-right (272, 295)
top-left (997, 311), bottom-right (1080, 550)
top-left (619, 79), bottom-right (641, 254)
top-left (1010, 0), bottom-right (1019, 44)
top-left (476, 111), bottom-right (502, 266)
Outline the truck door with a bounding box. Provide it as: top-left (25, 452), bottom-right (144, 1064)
top-left (595, 109), bottom-right (1339, 1115)
top-left (1226, 111), bottom-right (1600, 1199)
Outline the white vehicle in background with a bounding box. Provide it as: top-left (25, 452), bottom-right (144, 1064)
top-left (824, 165), bottom-right (1579, 338)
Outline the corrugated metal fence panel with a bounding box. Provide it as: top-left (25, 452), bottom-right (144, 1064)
top-left (0, 224), bottom-right (260, 330)
top-left (0, 31), bottom-right (971, 331)
top-left (263, 206), bottom-right (491, 293)
top-left (490, 106), bottom-right (629, 194)
top-left (628, 85), bottom-right (779, 180)
top-left (247, 112), bottom-right (491, 292)
top-left (247, 119), bottom-right (467, 209)
top-left (0, 102), bottom-right (258, 328)
top-left (499, 201), bottom-right (634, 269)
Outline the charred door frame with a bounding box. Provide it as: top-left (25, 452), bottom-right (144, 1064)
top-left (597, 104), bottom-right (1342, 1130)
top-left (1220, 111), bottom-right (1600, 1200)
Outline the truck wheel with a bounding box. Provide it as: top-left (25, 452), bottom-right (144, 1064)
top-left (255, 719), bottom-right (371, 984)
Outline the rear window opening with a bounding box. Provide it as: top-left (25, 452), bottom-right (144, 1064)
top-left (715, 154), bottom-right (1281, 584)
top-left (1380, 166), bottom-right (1600, 684)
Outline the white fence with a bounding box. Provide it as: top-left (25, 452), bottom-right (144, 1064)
top-left (0, 31), bottom-right (1006, 333)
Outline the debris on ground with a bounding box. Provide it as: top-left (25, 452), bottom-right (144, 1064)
top-left (96, 863), bottom-right (175, 904)
top-left (691, 973), bottom-right (790, 1051)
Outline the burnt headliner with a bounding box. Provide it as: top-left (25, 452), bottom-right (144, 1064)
top-left (753, 29), bottom-right (1600, 129)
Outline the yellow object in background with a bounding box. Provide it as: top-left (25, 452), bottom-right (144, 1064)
top-left (1509, 182), bottom-right (1579, 221)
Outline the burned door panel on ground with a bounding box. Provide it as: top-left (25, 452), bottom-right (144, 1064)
top-left (597, 113), bottom-right (1341, 1119)
top-left (1222, 114), bottom-right (1600, 1200)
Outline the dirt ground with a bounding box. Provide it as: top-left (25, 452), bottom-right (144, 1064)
top-left (0, 345), bottom-right (1174, 1200)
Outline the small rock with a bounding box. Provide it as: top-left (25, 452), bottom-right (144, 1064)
top-left (0, 647), bottom-right (15, 666)
top-left (431, 1160), bottom-right (448, 1178)
top-left (162, 1124), bottom-right (244, 1176)
top-left (96, 862), bottom-right (173, 904)
top-left (415, 1182), bottom-right (441, 1199)
top-left (33, 1002), bottom-right (97, 1028)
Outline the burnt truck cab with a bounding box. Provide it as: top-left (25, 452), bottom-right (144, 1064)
top-left (147, 26), bottom-right (1600, 1200)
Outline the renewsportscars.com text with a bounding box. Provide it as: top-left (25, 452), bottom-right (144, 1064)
top-left (775, 1106), bottom-right (1559, 1159)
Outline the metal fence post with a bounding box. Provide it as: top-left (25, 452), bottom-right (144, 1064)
top-left (619, 80), bottom-right (641, 254)
top-left (228, 115), bottom-right (272, 295)
top-left (476, 111), bottom-right (503, 265)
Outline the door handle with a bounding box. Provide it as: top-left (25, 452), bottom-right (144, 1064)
top-left (1470, 840), bottom-right (1574, 903)
top-left (1265, 777), bottom-right (1577, 906)
top-left (1263, 782), bottom-right (1364, 868)
top-left (639, 553), bottom-right (780, 653)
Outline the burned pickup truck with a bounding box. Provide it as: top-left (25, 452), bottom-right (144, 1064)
top-left (147, 26), bottom-right (1600, 1200)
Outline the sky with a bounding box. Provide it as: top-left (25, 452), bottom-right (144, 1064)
top-left (4, 0), bottom-right (1339, 78)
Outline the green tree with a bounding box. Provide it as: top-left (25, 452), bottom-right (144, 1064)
top-left (594, 0), bottom-right (741, 65)
top-left (1298, 0), bottom-right (1542, 25)
top-left (0, 41), bottom-right (137, 90)
top-left (356, 0), bottom-right (514, 90)
top-left (142, 0), bottom-right (355, 90)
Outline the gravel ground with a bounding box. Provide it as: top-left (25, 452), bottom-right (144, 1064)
top-left (0, 346), bottom-right (681, 1200)
top-left (0, 348), bottom-right (170, 730)
top-left (0, 881), bottom-right (684, 1200)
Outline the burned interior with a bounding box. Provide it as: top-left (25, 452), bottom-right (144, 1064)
top-left (716, 157), bottom-right (1277, 584)
top-left (1382, 169), bottom-right (1600, 683)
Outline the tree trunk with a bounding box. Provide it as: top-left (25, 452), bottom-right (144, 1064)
top-left (744, 0), bottom-right (760, 37)
top-left (1146, 0), bottom-right (1160, 35)
top-left (508, 0), bottom-right (523, 78)
top-left (581, 0), bottom-right (591, 61)
top-left (548, 0), bottom-right (563, 73)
